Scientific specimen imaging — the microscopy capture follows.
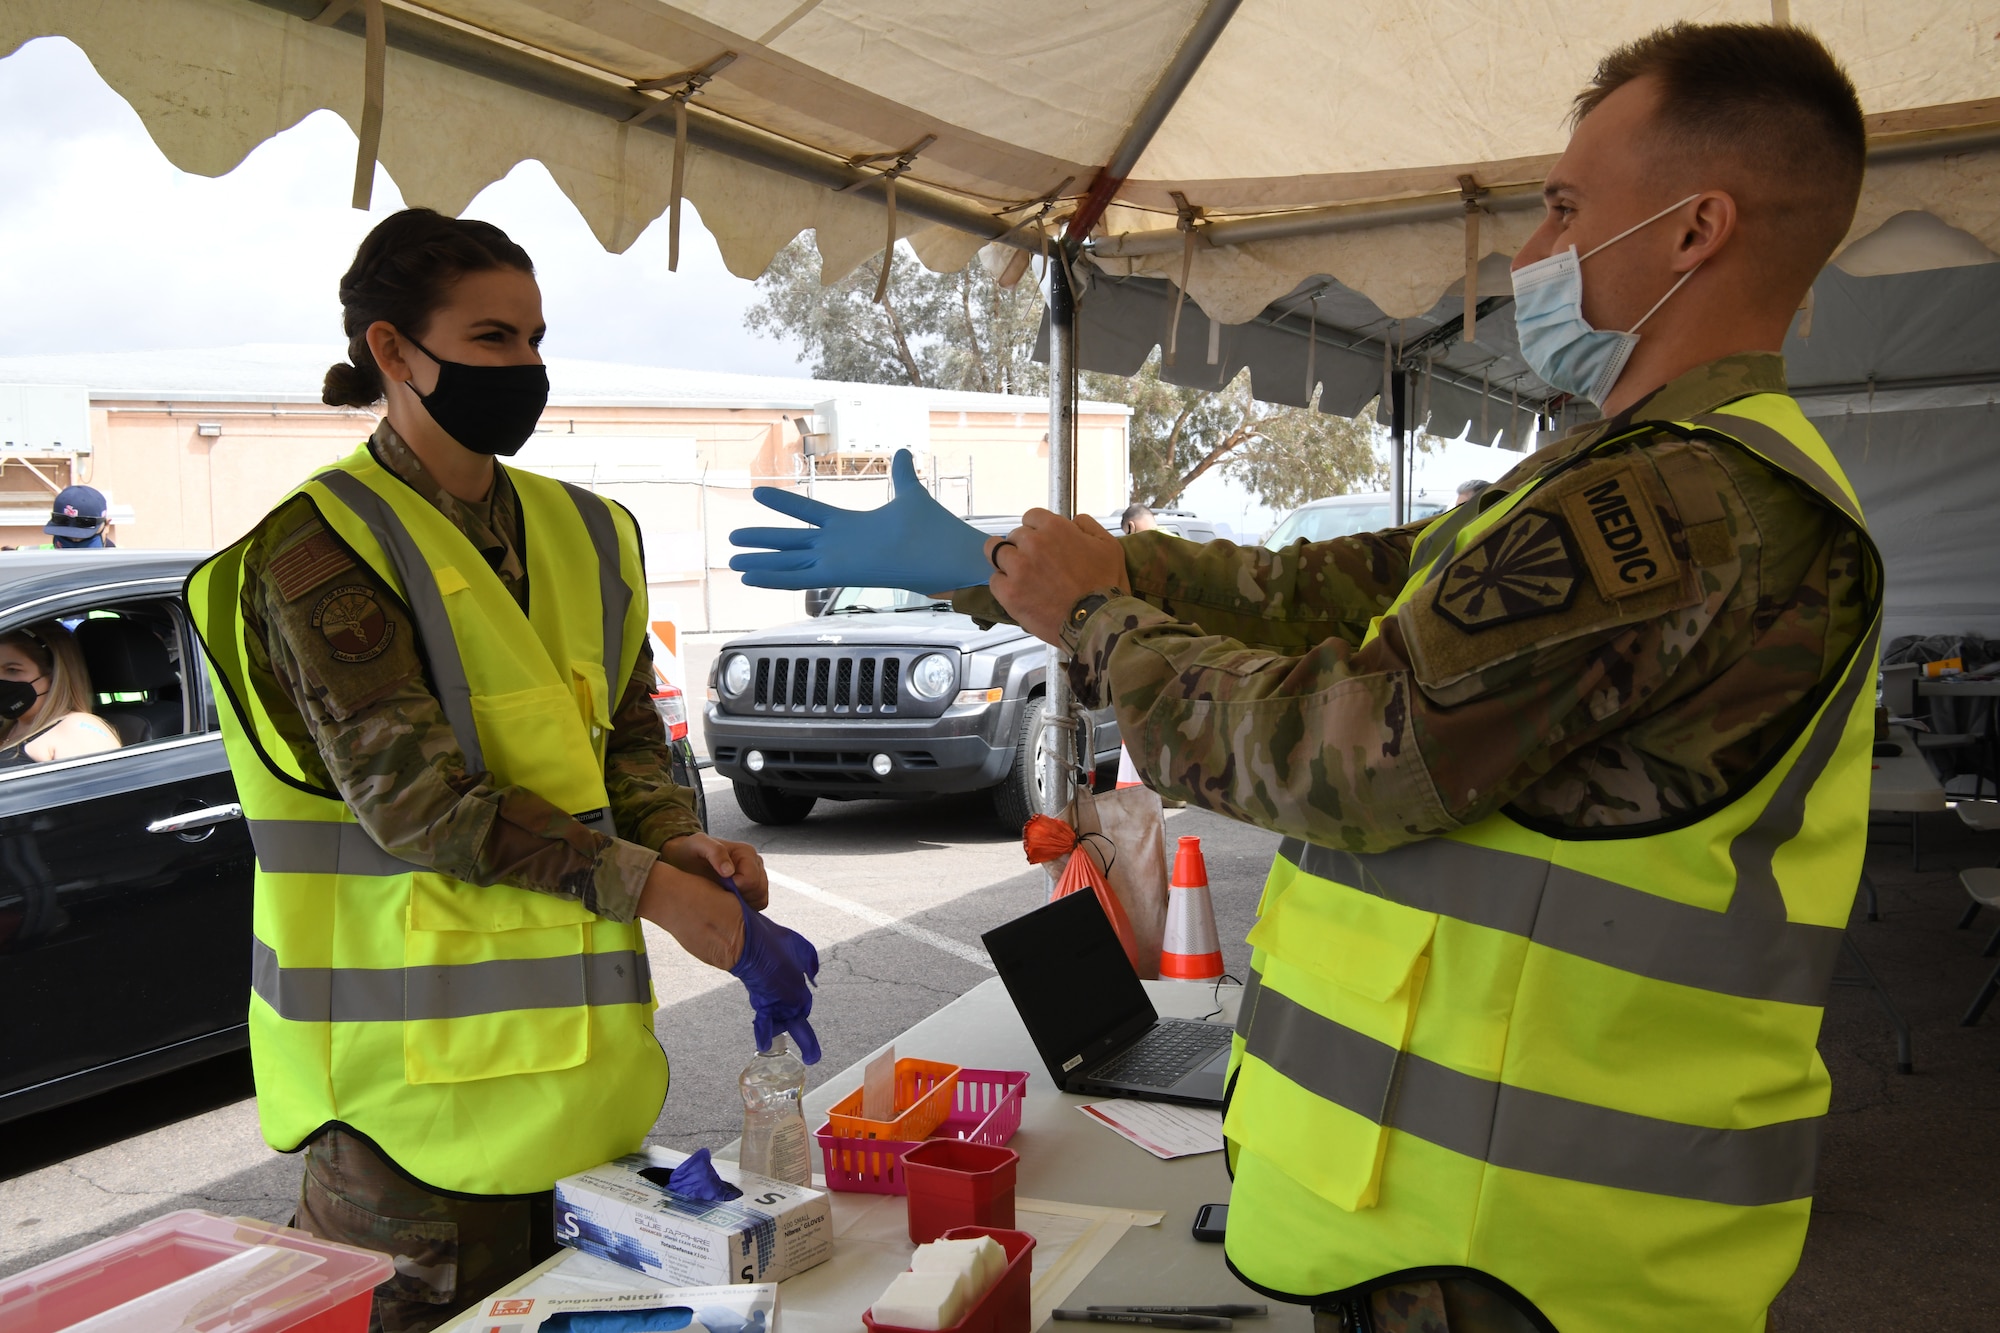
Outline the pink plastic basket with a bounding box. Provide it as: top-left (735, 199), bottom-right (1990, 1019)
top-left (817, 1068), bottom-right (1028, 1194)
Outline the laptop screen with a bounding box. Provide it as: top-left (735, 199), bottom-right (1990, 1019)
top-left (982, 890), bottom-right (1159, 1086)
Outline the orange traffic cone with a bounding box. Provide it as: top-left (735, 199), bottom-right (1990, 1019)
top-left (1161, 835), bottom-right (1224, 980)
top-left (1116, 745), bottom-right (1142, 789)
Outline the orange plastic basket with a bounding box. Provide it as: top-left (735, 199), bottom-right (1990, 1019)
top-left (826, 1059), bottom-right (962, 1141)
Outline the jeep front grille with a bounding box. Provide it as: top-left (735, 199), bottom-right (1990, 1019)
top-left (740, 649), bottom-right (935, 715)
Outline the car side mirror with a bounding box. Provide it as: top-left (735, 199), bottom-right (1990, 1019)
top-left (804, 588), bottom-right (834, 617)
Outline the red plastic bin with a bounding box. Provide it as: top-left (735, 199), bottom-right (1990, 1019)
top-left (864, 1226), bottom-right (1037, 1333)
top-left (0, 1208), bottom-right (392, 1333)
top-left (904, 1139), bottom-right (1019, 1245)
top-left (817, 1068), bottom-right (1027, 1195)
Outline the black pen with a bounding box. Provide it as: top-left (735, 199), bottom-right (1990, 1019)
top-left (1088, 1307), bottom-right (1268, 1319)
top-left (1054, 1313), bottom-right (1232, 1330)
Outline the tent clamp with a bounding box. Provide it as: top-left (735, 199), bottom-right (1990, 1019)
top-left (628, 52), bottom-right (740, 271)
top-left (1164, 191), bottom-right (1206, 366)
top-left (842, 135), bottom-right (939, 303)
top-left (313, 0), bottom-right (385, 210)
top-left (991, 177), bottom-right (1077, 288)
top-left (1458, 174), bottom-right (1491, 343)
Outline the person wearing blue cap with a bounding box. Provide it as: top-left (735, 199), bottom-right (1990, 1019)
top-left (43, 485), bottom-right (115, 549)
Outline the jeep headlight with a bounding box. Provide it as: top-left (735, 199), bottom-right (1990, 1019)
top-left (907, 652), bottom-right (955, 700)
top-left (721, 653), bottom-right (753, 696)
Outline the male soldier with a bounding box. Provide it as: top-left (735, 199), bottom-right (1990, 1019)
top-left (1453, 479), bottom-right (1490, 507)
top-left (1121, 503), bottom-right (1159, 535)
top-left (43, 484), bottom-right (115, 548)
top-left (732, 22), bottom-right (1880, 1333)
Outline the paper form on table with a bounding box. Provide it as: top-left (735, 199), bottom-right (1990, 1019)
top-left (1078, 1101), bottom-right (1224, 1160)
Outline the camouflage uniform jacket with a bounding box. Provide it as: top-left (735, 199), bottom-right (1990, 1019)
top-left (237, 423), bottom-right (700, 922)
top-left (957, 353), bottom-right (1872, 851)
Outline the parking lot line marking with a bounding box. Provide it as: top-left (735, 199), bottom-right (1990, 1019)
top-left (766, 869), bottom-right (995, 971)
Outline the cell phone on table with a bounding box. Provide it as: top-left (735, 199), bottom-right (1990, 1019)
top-left (1191, 1203), bottom-right (1227, 1243)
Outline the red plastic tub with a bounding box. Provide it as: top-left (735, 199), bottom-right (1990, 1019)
top-left (0, 1209), bottom-right (393, 1333)
top-left (903, 1139), bottom-right (1019, 1245)
top-left (864, 1226), bottom-right (1036, 1333)
top-left (817, 1068), bottom-right (1027, 1195)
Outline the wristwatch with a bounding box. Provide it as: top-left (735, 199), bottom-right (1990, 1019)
top-left (1060, 588), bottom-right (1124, 653)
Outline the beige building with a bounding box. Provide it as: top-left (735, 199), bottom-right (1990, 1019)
top-left (0, 345), bottom-right (1130, 632)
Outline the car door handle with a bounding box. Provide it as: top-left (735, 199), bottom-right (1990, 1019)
top-left (147, 803), bottom-right (244, 835)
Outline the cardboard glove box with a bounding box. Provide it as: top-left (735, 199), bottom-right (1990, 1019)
top-left (554, 1148), bottom-right (833, 1286)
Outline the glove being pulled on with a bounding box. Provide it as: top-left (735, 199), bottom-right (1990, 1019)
top-left (638, 1147), bottom-right (742, 1202)
top-left (724, 876), bottom-right (823, 1064)
top-left (727, 448), bottom-right (992, 592)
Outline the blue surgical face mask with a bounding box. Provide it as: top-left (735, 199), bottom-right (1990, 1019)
top-left (1510, 193), bottom-right (1702, 407)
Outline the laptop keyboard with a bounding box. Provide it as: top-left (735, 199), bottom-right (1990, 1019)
top-left (1089, 1019), bottom-right (1231, 1086)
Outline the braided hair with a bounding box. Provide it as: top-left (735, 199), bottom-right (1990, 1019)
top-left (322, 208), bottom-right (536, 407)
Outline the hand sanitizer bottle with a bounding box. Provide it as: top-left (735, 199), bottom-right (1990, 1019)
top-left (739, 1034), bottom-right (811, 1185)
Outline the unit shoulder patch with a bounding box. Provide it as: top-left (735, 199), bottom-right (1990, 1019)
top-left (1555, 461), bottom-right (1682, 600)
top-left (1432, 507), bottom-right (1579, 632)
top-left (311, 584), bottom-right (394, 663)
top-left (268, 523), bottom-right (357, 603)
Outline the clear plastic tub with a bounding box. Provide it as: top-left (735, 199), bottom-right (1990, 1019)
top-left (0, 1209), bottom-right (393, 1333)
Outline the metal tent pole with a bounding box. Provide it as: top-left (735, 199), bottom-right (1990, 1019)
top-left (1043, 257), bottom-right (1080, 824)
top-left (1390, 363), bottom-right (1408, 524)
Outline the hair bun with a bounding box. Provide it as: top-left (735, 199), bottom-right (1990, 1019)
top-left (322, 359), bottom-right (384, 408)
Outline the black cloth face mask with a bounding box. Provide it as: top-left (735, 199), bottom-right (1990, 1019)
top-left (0, 678), bottom-right (41, 721)
top-left (401, 333), bottom-right (550, 457)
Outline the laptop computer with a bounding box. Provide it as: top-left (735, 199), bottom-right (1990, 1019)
top-left (982, 890), bottom-right (1232, 1107)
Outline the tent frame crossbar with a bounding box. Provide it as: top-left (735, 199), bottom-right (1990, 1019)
top-left (245, 0), bottom-right (1041, 250)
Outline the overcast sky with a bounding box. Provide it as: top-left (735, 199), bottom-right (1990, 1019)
top-left (0, 36), bottom-right (807, 375)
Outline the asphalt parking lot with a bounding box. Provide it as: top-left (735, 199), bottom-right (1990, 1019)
top-left (0, 731), bottom-right (1278, 1280)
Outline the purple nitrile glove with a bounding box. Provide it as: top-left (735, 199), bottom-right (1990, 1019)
top-left (723, 875), bottom-right (822, 1064)
top-left (637, 1147), bottom-right (743, 1202)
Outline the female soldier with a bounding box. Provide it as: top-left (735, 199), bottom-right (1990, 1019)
top-left (189, 208), bottom-right (819, 1332)
top-left (0, 623), bottom-right (119, 765)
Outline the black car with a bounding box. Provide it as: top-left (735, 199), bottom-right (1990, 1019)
top-left (0, 550), bottom-right (255, 1124)
top-left (0, 550), bottom-right (708, 1126)
top-left (704, 581), bottom-right (1124, 831)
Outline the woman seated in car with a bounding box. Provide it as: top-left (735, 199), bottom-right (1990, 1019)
top-left (0, 622), bottom-right (121, 765)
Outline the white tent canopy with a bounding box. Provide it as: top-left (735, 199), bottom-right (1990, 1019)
top-left (2, 0), bottom-right (1995, 319)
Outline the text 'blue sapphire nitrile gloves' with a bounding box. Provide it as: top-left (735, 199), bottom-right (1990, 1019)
top-left (724, 876), bottom-right (822, 1065)
top-left (727, 449), bottom-right (993, 593)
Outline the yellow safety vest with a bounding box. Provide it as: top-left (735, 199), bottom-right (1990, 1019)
top-left (1221, 395), bottom-right (1883, 1332)
top-left (186, 444), bottom-right (666, 1196)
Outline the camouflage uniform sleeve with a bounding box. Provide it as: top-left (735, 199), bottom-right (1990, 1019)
top-left (1069, 443), bottom-right (1770, 852)
top-left (953, 521), bottom-right (1425, 650)
top-left (243, 496), bottom-right (658, 922)
top-left (603, 637), bottom-right (705, 850)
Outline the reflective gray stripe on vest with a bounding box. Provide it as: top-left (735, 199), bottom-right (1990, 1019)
top-left (556, 480), bottom-right (632, 700)
top-left (250, 819), bottom-right (423, 876)
top-left (1275, 837), bottom-right (1845, 1006)
top-left (313, 469), bottom-right (485, 774)
top-left (1689, 411), bottom-right (1864, 529)
top-left (1273, 609), bottom-right (1876, 1007)
top-left (1236, 972), bottom-right (1819, 1207)
top-left (252, 936), bottom-right (651, 1022)
top-left (250, 809), bottom-right (614, 876)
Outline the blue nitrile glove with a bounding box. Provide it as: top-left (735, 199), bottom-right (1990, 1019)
top-left (724, 876), bottom-right (823, 1064)
top-left (638, 1147), bottom-right (743, 1202)
top-left (540, 1308), bottom-right (693, 1333)
top-left (728, 448), bottom-right (993, 591)
top-left (695, 1308), bottom-right (767, 1333)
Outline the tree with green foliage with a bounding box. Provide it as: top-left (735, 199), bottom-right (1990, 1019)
top-left (744, 235), bottom-right (1385, 511)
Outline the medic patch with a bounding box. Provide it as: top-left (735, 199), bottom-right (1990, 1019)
top-left (268, 527), bottom-right (356, 602)
top-left (1555, 462), bottom-right (1681, 600)
top-left (311, 585), bottom-right (394, 663)
top-left (1432, 508), bottom-right (1579, 632)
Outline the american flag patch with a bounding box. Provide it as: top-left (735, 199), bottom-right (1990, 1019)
top-left (269, 527), bottom-right (356, 602)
